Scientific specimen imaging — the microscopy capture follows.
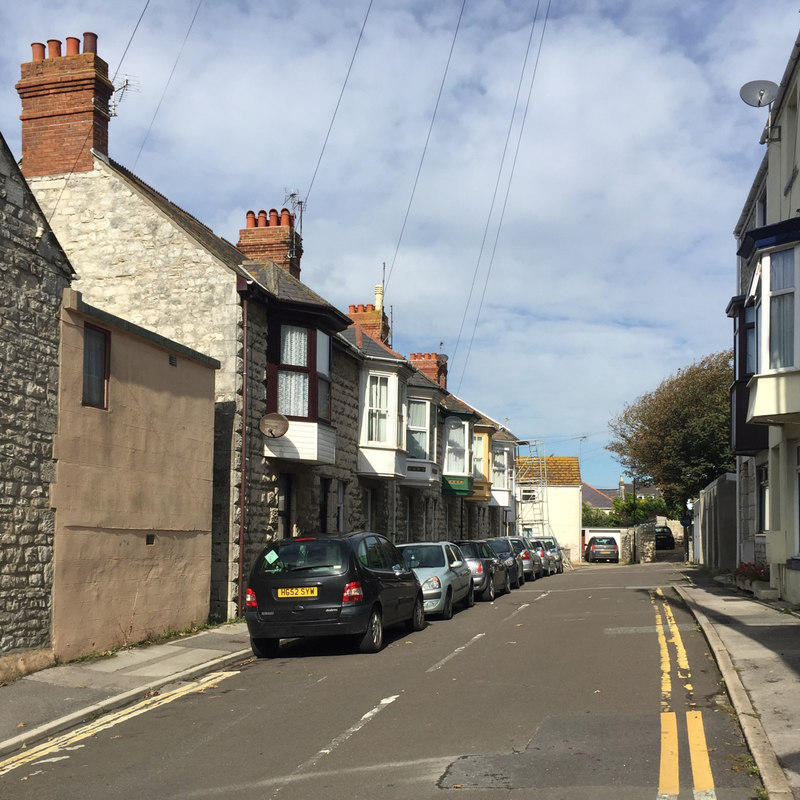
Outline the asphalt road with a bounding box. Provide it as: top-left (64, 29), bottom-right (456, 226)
top-left (2, 560), bottom-right (763, 799)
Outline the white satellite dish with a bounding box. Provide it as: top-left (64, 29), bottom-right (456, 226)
top-left (259, 413), bottom-right (289, 438)
top-left (739, 80), bottom-right (779, 108)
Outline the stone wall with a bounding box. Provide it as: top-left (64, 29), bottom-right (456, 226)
top-left (0, 134), bottom-right (71, 658)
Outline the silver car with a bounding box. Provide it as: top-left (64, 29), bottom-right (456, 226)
top-left (454, 539), bottom-right (511, 601)
top-left (539, 536), bottom-right (564, 573)
top-left (398, 542), bottom-right (474, 619)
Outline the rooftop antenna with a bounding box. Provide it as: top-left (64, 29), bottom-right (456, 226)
top-left (110, 74), bottom-right (140, 117)
top-left (739, 79), bottom-right (780, 144)
top-left (284, 190), bottom-right (305, 237)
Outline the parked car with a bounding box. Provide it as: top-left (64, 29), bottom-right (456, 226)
top-left (245, 532), bottom-right (424, 657)
top-left (654, 526), bottom-right (675, 550)
top-left (487, 537), bottom-right (525, 588)
top-left (529, 538), bottom-right (557, 577)
top-left (398, 541), bottom-right (474, 618)
top-left (584, 535), bottom-right (620, 563)
top-left (539, 536), bottom-right (565, 573)
top-left (454, 539), bottom-right (511, 601)
top-left (509, 535), bottom-right (541, 581)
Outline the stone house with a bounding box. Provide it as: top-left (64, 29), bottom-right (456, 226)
top-left (15, 32), bottom-right (355, 621)
top-left (0, 128), bottom-right (72, 677)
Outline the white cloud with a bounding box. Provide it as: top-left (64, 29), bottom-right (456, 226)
top-left (1, 0), bottom-right (798, 488)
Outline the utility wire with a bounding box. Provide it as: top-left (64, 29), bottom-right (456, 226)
top-left (305, 0), bottom-right (374, 207)
top-left (133, 0), bottom-right (203, 170)
top-left (456, 0), bottom-right (552, 393)
top-left (450, 0), bottom-right (543, 370)
top-left (385, 0), bottom-right (467, 292)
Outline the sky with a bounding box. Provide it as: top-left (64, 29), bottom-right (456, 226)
top-left (1, 0), bottom-right (799, 490)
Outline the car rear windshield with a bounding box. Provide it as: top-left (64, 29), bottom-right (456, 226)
top-left (256, 539), bottom-right (349, 576)
top-left (401, 545), bottom-right (445, 568)
top-left (592, 537), bottom-right (616, 546)
top-left (457, 542), bottom-right (481, 558)
top-left (488, 539), bottom-right (512, 556)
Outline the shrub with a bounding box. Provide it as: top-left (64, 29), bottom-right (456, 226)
top-left (732, 562), bottom-right (770, 582)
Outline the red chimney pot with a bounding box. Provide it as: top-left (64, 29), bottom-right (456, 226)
top-left (83, 32), bottom-right (98, 53)
top-left (245, 210), bottom-right (256, 228)
top-left (31, 42), bottom-right (45, 61)
top-left (66, 37), bottom-right (80, 56)
top-left (257, 210), bottom-right (267, 227)
top-left (269, 209), bottom-right (279, 226)
top-left (47, 39), bottom-right (62, 58)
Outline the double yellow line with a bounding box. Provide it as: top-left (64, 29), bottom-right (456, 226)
top-left (0, 671), bottom-right (238, 777)
top-left (651, 589), bottom-right (715, 798)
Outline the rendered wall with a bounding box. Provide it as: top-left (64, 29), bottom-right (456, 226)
top-left (51, 293), bottom-right (216, 660)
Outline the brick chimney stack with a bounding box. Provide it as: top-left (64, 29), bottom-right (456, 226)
top-left (348, 285), bottom-right (390, 344)
top-left (16, 32), bottom-right (114, 177)
top-left (409, 352), bottom-right (448, 389)
top-left (237, 208), bottom-right (302, 279)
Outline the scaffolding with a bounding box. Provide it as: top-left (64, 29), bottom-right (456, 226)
top-left (517, 440), bottom-right (573, 570)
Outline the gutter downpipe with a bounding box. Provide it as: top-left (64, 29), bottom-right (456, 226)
top-left (236, 275), bottom-right (251, 617)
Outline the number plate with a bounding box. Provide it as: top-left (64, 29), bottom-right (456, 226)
top-left (277, 587), bottom-right (318, 598)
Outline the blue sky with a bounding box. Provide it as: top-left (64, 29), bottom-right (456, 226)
top-left (2, 0), bottom-right (799, 489)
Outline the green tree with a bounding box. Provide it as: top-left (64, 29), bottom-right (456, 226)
top-left (607, 350), bottom-right (734, 510)
top-left (582, 503), bottom-right (614, 528)
top-left (609, 494), bottom-right (669, 526)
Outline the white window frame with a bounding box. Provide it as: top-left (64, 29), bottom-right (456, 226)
top-left (472, 434), bottom-right (484, 479)
top-left (766, 247), bottom-right (796, 370)
top-left (492, 446), bottom-right (509, 489)
top-left (444, 416), bottom-right (471, 475)
top-left (367, 373), bottom-right (391, 443)
top-left (407, 398), bottom-right (432, 460)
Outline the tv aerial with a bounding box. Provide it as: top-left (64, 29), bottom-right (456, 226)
top-left (739, 79), bottom-right (779, 108)
top-left (110, 74), bottom-right (141, 117)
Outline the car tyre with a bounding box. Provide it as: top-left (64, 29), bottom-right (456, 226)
top-left (463, 583), bottom-right (475, 609)
top-left (358, 608), bottom-right (384, 653)
top-left (503, 572), bottom-right (511, 594)
top-left (250, 637), bottom-right (279, 658)
top-left (441, 589), bottom-right (454, 620)
top-left (511, 572), bottom-right (520, 589)
top-left (482, 579), bottom-right (495, 602)
top-left (407, 594), bottom-right (425, 632)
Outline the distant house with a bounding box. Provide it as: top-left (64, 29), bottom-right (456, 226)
top-left (517, 456), bottom-right (582, 563)
top-left (582, 483), bottom-right (614, 514)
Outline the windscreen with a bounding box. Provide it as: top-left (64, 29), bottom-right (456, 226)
top-left (458, 542), bottom-right (481, 558)
top-left (402, 545), bottom-right (446, 568)
top-left (256, 539), bottom-right (348, 576)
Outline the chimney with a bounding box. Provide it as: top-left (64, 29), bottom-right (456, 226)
top-left (16, 33), bottom-right (114, 177)
top-left (347, 285), bottom-right (390, 343)
top-left (237, 208), bottom-right (302, 279)
top-left (409, 352), bottom-right (448, 389)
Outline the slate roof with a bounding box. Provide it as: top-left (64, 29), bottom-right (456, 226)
top-left (339, 325), bottom-right (407, 361)
top-left (516, 456), bottom-right (581, 486)
top-left (581, 482), bottom-right (614, 509)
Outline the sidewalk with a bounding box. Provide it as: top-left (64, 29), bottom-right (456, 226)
top-left (0, 623), bottom-right (252, 759)
top-left (1, 572), bottom-right (799, 799)
top-left (677, 571), bottom-right (800, 800)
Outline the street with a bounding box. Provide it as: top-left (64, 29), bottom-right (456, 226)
top-left (1, 561), bottom-right (763, 799)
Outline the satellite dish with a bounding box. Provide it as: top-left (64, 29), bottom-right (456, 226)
top-left (259, 413), bottom-right (289, 438)
top-left (740, 80), bottom-right (779, 108)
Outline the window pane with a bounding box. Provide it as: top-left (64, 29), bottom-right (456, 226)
top-left (408, 399), bottom-right (427, 427)
top-left (445, 419), bottom-right (466, 473)
top-left (316, 331), bottom-right (330, 376)
top-left (770, 292), bottom-right (794, 368)
top-left (771, 249), bottom-right (794, 290)
top-left (408, 430), bottom-right (427, 459)
top-left (280, 325), bottom-right (307, 366)
top-left (278, 370), bottom-right (308, 416)
top-left (317, 376), bottom-right (331, 421)
top-left (368, 376), bottom-right (389, 442)
top-left (83, 326), bottom-right (108, 408)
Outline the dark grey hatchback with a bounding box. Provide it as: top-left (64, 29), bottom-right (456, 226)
top-left (245, 532), bottom-right (424, 657)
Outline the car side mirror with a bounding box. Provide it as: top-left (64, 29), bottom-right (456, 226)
top-left (450, 560), bottom-right (463, 569)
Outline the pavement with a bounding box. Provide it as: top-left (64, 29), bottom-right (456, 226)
top-left (0, 567), bottom-right (799, 798)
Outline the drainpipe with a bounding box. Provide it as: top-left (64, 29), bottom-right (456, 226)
top-left (236, 275), bottom-right (251, 617)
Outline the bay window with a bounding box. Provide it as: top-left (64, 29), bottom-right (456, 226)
top-left (472, 434), bottom-right (484, 479)
top-left (492, 447), bottom-right (508, 488)
top-left (268, 323), bottom-right (331, 421)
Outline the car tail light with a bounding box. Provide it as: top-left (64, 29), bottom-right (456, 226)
top-left (521, 551), bottom-right (531, 561)
top-left (245, 587), bottom-right (257, 608)
top-left (475, 562), bottom-right (484, 575)
top-left (342, 581), bottom-right (364, 603)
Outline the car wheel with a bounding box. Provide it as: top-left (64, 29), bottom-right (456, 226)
top-left (250, 637), bottom-right (279, 658)
top-left (358, 608), bottom-right (384, 653)
top-left (503, 573), bottom-right (511, 594)
top-left (407, 594), bottom-right (425, 632)
top-left (511, 572), bottom-right (520, 589)
top-left (463, 583), bottom-right (475, 609)
top-left (483, 579), bottom-right (495, 602)
top-left (441, 589), bottom-right (454, 620)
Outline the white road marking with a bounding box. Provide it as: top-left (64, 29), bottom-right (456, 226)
top-left (426, 633), bottom-right (486, 672)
